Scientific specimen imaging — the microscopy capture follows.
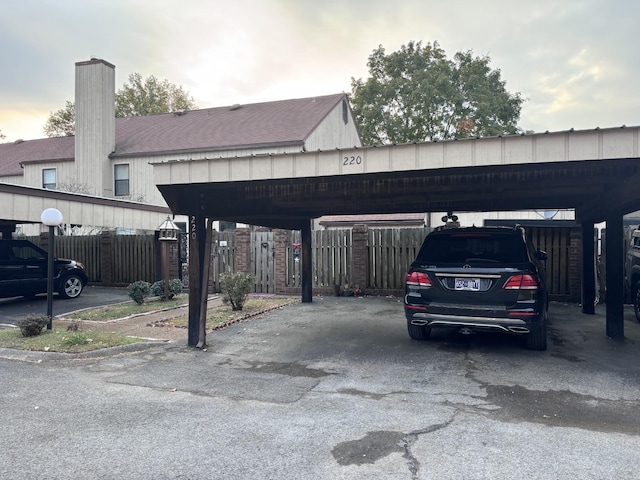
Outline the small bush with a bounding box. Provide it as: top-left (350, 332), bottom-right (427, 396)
top-left (220, 271), bottom-right (254, 311)
top-left (63, 331), bottom-right (91, 346)
top-left (128, 281), bottom-right (151, 305)
top-left (17, 315), bottom-right (49, 337)
top-left (151, 278), bottom-right (184, 300)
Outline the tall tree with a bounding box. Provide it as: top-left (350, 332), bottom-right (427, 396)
top-left (115, 73), bottom-right (197, 117)
top-left (43, 101), bottom-right (76, 137)
top-left (350, 41), bottom-right (524, 145)
top-left (43, 74), bottom-right (197, 137)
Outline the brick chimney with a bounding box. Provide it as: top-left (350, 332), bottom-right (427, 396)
top-left (74, 58), bottom-right (115, 197)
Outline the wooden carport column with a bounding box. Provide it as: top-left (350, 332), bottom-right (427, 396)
top-left (300, 220), bottom-right (313, 303)
top-left (605, 214), bottom-right (624, 338)
top-left (188, 215), bottom-right (206, 347)
top-left (581, 222), bottom-right (596, 315)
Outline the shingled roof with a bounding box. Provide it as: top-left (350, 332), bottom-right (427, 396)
top-left (113, 93), bottom-right (348, 157)
top-left (0, 136), bottom-right (74, 176)
top-left (0, 93), bottom-right (348, 176)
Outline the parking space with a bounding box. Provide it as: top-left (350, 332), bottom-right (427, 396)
top-left (0, 286), bottom-right (129, 327)
top-left (1, 297), bottom-right (639, 479)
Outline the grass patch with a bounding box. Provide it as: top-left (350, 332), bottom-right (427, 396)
top-left (64, 296), bottom-right (187, 322)
top-left (165, 296), bottom-right (298, 330)
top-left (0, 327), bottom-right (144, 353)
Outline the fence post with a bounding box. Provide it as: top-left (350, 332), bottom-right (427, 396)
top-left (100, 230), bottom-right (114, 285)
top-left (274, 229), bottom-right (288, 294)
top-left (352, 224), bottom-right (368, 292)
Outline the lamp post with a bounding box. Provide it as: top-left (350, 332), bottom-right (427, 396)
top-left (41, 208), bottom-right (63, 329)
top-left (157, 216), bottom-right (180, 300)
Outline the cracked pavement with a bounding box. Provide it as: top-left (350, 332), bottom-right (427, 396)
top-left (1, 297), bottom-right (639, 479)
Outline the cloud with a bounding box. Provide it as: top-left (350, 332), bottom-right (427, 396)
top-left (1, 0), bottom-right (640, 141)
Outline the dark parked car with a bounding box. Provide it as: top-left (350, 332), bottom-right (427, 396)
top-left (624, 226), bottom-right (640, 322)
top-left (404, 226), bottom-right (548, 350)
top-left (0, 239), bottom-right (88, 299)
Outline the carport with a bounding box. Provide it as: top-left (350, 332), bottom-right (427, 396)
top-left (152, 126), bottom-right (640, 346)
top-left (0, 182), bottom-right (171, 237)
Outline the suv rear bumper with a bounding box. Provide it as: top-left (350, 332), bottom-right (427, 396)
top-left (405, 310), bottom-right (543, 334)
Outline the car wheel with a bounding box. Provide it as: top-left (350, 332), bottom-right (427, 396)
top-left (59, 274), bottom-right (84, 299)
top-left (407, 319), bottom-right (431, 341)
top-left (526, 315), bottom-right (547, 351)
top-left (633, 281), bottom-right (640, 322)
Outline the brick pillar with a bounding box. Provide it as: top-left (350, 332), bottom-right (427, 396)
top-left (168, 241), bottom-right (180, 279)
top-left (569, 227), bottom-right (583, 303)
top-left (235, 228), bottom-right (251, 273)
top-left (39, 231), bottom-right (50, 251)
top-left (100, 230), bottom-right (115, 285)
top-left (274, 229), bottom-right (289, 294)
top-left (352, 224), bottom-right (368, 292)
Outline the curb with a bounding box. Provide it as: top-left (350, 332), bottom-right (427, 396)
top-left (0, 341), bottom-right (177, 363)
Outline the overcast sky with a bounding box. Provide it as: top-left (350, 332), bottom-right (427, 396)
top-left (1, 0), bottom-right (639, 142)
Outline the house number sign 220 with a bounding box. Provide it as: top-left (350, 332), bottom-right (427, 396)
top-left (343, 155), bottom-right (362, 166)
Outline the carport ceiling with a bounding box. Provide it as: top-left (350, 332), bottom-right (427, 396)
top-left (157, 157), bottom-right (640, 229)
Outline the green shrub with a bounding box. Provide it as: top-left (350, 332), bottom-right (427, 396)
top-left (151, 278), bottom-right (184, 300)
top-left (220, 271), bottom-right (254, 311)
top-left (128, 281), bottom-right (151, 305)
top-left (17, 315), bottom-right (49, 337)
top-left (63, 331), bottom-right (90, 346)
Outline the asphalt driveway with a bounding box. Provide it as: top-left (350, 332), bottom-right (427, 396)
top-left (1, 297), bottom-right (639, 479)
top-left (0, 285), bottom-right (130, 327)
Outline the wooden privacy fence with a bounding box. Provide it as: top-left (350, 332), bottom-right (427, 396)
top-left (28, 233), bottom-right (158, 285)
top-left (110, 235), bottom-right (156, 284)
top-left (285, 230), bottom-right (351, 288)
top-left (367, 227), bottom-right (431, 290)
top-left (528, 227), bottom-right (573, 297)
top-left (24, 224), bottom-right (583, 300)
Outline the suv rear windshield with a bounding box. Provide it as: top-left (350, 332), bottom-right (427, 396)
top-left (416, 231), bottom-right (529, 264)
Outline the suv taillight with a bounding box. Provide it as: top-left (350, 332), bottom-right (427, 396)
top-left (406, 270), bottom-right (433, 287)
top-left (504, 274), bottom-right (538, 290)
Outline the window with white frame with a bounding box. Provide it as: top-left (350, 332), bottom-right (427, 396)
top-left (114, 164), bottom-right (130, 196)
top-left (42, 168), bottom-right (56, 189)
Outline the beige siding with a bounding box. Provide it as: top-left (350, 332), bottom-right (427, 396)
top-left (115, 144), bottom-right (306, 205)
top-left (0, 175), bottom-right (24, 184)
top-left (75, 60), bottom-right (115, 197)
top-left (304, 101), bottom-right (361, 151)
top-left (22, 161), bottom-right (89, 192)
top-left (154, 126), bottom-right (640, 186)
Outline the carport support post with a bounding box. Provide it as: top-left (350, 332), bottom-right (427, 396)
top-left (188, 215), bottom-right (206, 346)
top-left (581, 222), bottom-right (596, 315)
top-left (300, 220), bottom-right (313, 303)
top-left (604, 214), bottom-right (624, 338)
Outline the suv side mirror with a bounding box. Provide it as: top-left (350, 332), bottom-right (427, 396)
top-left (536, 250), bottom-right (548, 261)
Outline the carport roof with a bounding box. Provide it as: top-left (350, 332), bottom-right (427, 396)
top-left (153, 125), bottom-right (640, 228)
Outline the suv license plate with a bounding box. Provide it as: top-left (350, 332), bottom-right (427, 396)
top-left (455, 278), bottom-right (480, 291)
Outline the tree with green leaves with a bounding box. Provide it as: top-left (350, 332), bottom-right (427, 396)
top-left (350, 41), bottom-right (524, 145)
top-left (43, 101), bottom-right (76, 137)
top-left (43, 74), bottom-right (197, 137)
top-left (115, 73), bottom-right (196, 117)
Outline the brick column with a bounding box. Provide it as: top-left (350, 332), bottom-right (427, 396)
top-left (274, 229), bottom-right (289, 294)
top-left (100, 230), bottom-right (115, 285)
top-left (568, 228), bottom-right (583, 303)
top-left (352, 224), bottom-right (368, 292)
top-left (235, 228), bottom-right (251, 273)
top-left (39, 231), bottom-right (50, 251)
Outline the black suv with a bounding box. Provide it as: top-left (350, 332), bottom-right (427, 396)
top-left (624, 227), bottom-right (640, 322)
top-left (404, 226), bottom-right (548, 350)
top-left (0, 239), bottom-right (88, 299)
